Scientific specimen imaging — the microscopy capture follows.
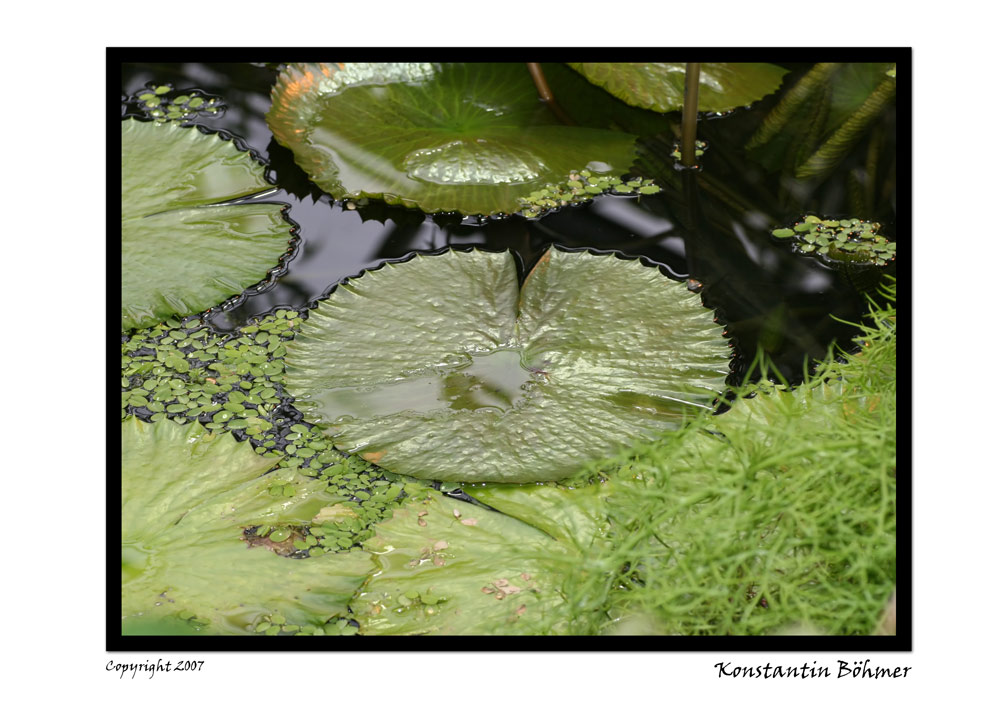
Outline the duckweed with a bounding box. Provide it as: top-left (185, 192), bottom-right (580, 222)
top-left (124, 83), bottom-right (225, 123)
top-left (122, 309), bottom-right (429, 554)
top-left (771, 215), bottom-right (896, 266)
top-left (670, 139), bottom-right (707, 166)
top-left (516, 169), bottom-right (661, 218)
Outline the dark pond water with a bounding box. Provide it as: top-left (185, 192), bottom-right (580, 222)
top-left (121, 61), bottom-right (897, 386)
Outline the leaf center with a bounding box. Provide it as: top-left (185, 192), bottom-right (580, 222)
top-left (320, 347), bottom-right (542, 422)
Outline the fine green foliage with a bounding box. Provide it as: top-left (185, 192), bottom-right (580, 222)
top-left (535, 280), bottom-right (897, 635)
top-left (121, 418), bottom-right (373, 635)
top-left (266, 62), bottom-right (639, 215)
top-left (285, 248), bottom-right (730, 483)
top-left (121, 119), bottom-right (291, 330)
top-left (568, 63), bottom-right (789, 114)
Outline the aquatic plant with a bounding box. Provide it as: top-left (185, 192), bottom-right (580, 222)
top-left (121, 417), bottom-right (372, 635)
top-left (351, 484), bottom-right (611, 634)
top-left (746, 62), bottom-right (896, 181)
top-left (125, 83), bottom-right (224, 123)
top-left (772, 215), bottom-right (896, 266)
top-left (118, 61), bottom-right (900, 637)
top-left (121, 119), bottom-right (292, 330)
top-left (568, 62), bottom-right (789, 114)
top-left (530, 279), bottom-right (898, 635)
top-left (516, 169), bottom-right (661, 218)
top-left (670, 139), bottom-right (707, 163)
top-left (284, 247), bottom-right (731, 483)
top-left (266, 62), bottom-right (639, 215)
top-left (121, 310), bottom-right (422, 551)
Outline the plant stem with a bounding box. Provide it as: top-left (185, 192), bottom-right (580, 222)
top-left (526, 63), bottom-right (576, 125)
top-left (681, 63), bottom-right (701, 167)
top-left (526, 62), bottom-right (554, 102)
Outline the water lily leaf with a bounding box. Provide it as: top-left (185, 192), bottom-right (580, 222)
top-left (285, 248), bottom-right (730, 483)
top-left (122, 118), bottom-right (292, 331)
top-left (465, 481), bottom-right (615, 549)
top-left (121, 418), bottom-right (372, 634)
top-left (567, 63), bottom-right (789, 114)
top-left (266, 63), bottom-right (638, 215)
top-left (351, 491), bottom-right (579, 634)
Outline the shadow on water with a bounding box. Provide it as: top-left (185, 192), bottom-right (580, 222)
top-left (122, 61), bottom-right (896, 387)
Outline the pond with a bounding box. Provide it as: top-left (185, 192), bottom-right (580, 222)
top-left (119, 60), bottom-right (899, 639)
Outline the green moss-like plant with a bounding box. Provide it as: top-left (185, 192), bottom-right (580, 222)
top-left (529, 279), bottom-right (897, 635)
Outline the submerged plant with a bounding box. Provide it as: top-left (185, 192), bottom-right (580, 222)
top-left (121, 118), bottom-right (292, 330)
top-left (771, 215), bottom-right (896, 266)
top-left (746, 63), bottom-right (896, 181)
top-left (266, 62), bottom-right (639, 215)
top-left (285, 247), bottom-right (730, 483)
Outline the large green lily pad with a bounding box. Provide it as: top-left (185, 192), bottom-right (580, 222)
top-left (121, 418), bottom-right (372, 634)
top-left (266, 62), bottom-right (639, 215)
top-left (568, 63), bottom-right (789, 113)
top-left (285, 248), bottom-right (730, 483)
top-left (122, 118), bottom-right (292, 331)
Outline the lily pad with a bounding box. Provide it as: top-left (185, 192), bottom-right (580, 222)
top-left (351, 489), bottom-right (600, 634)
top-left (121, 418), bottom-right (372, 634)
top-left (266, 62), bottom-right (639, 215)
top-left (285, 247), bottom-right (730, 483)
top-left (568, 63), bottom-right (789, 114)
top-left (121, 118), bottom-right (292, 331)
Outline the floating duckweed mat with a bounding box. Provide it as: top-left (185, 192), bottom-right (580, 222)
top-left (121, 417), bottom-right (373, 635)
top-left (285, 247), bottom-right (731, 483)
top-left (121, 310), bottom-right (429, 552)
top-left (527, 280), bottom-right (897, 635)
top-left (121, 118), bottom-right (292, 330)
top-left (771, 214), bottom-right (896, 266)
top-left (516, 170), bottom-right (661, 218)
top-left (125, 83), bottom-right (224, 123)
